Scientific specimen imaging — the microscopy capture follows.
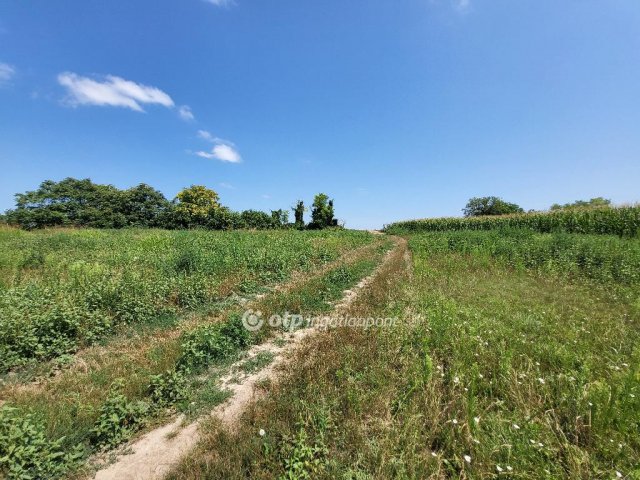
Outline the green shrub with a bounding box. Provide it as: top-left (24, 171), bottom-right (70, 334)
top-left (177, 315), bottom-right (251, 374)
top-left (0, 406), bottom-right (83, 479)
top-left (148, 370), bottom-right (188, 408)
top-left (90, 382), bottom-right (149, 449)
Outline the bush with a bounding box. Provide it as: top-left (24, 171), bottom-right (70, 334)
top-left (90, 382), bottom-right (149, 449)
top-left (148, 370), bottom-right (188, 408)
top-left (177, 315), bottom-right (251, 374)
top-left (0, 406), bottom-right (83, 479)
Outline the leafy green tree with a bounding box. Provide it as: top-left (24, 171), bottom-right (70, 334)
top-left (6, 178), bottom-right (126, 229)
top-left (550, 197), bottom-right (611, 211)
top-left (309, 193), bottom-right (337, 229)
top-left (121, 184), bottom-right (172, 227)
top-left (292, 201), bottom-right (305, 229)
top-left (270, 209), bottom-right (289, 228)
top-left (240, 210), bottom-right (275, 229)
top-left (172, 185), bottom-right (221, 228)
top-left (463, 196), bottom-right (524, 217)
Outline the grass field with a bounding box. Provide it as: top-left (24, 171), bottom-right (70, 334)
top-left (0, 227), bottom-right (385, 479)
top-left (1, 225), bottom-right (639, 479)
top-left (168, 230), bottom-right (640, 479)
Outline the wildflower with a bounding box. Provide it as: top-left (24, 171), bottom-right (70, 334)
top-left (507, 466), bottom-right (513, 471)
top-left (496, 465), bottom-right (503, 473)
top-left (473, 416), bottom-right (480, 424)
top-left (259, 428), bottom-right (266, 437)
top-left (431, 451), bottom-right (438, 457)
top-left (452, 419), bottom-right (458, 425)
top-left (464, 454), bottom-right (472, 464)
top-left (453, 376), bottom-right (460, 384)
top-left (616, 472), bottom-right (623, 478)
top-left (512, 424), bottom-right (520, 430)
top-left (478, 373), bottom-right (484, 379)
top-left (538, 378), bottom-right (545, 385)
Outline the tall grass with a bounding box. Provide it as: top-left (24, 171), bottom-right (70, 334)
top-left (384, 205), bottom-right (640, 237)
top-left (410, 229), bottom-right (640, 285)
top-left (169, 233), bottom-right (640, 479)
top-left (0, 227), bottom-right (373, 372)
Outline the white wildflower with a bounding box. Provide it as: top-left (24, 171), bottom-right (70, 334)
top-left (259, 428), bottom-right (266, 437)
top-left (496, 465), bottom-right (503, 473)
top-left (512, 424), bottom-right (520, 430)
top-left (464, 454), bottom-right (471, 464)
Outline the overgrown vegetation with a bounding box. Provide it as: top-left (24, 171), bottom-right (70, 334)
top-left (0, 228), bottom-right (383, 479)
top-left (0, 228), bottom-right (371, 373)
top-left (169, 230), bottom-right (640, 479)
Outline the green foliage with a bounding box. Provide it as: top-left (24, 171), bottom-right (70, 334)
top-left (90, 381), bottom-right (149, 449)
top-left (279, 425), bottom-right (328, 480)
top-left (148, 370), bottom-right (189, 408)
top-left (411, 229), bottom-right (640, 285)
top-left (5, 178), bottom-right (171, 229)
top-left (551, 197), bottom-right (612, 211)
top-left (0, 228), bottom-right (372, 373)
top-left (173, 185), bottom-right (221, 228)
top-left (462, 196), bottom-right (524, 217)
top-left (0, 406), bottom-right (84, 479)
top-left (309, 194), bottom-right (337, 229)
top-left (292, 201), bottom-right (305, 229)
top-left (385, 205), bottom-right (640, 237)
top-left (240, 209), bottom-right (277, 229)
top-left (177, 314), bottom-right (251, 374)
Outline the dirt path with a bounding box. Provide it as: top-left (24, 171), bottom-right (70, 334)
top-left (92, 236), bottom-right (403, 480)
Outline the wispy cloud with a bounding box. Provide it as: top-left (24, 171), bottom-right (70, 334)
top-left (219, 182), bottom-right (234, 189)
top-left (57, 72), bottom-right (174, 112)
top-left (195, 129), bottom-right (242, 163)
top-left (0, 62), bottom-right (15, 85)
top-left (178, 105), bottom-right (195, 121)
top-left (204, 0), bottom-right (235, 7)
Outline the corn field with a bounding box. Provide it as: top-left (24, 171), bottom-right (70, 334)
top-left (384, 205), bottom-right (640, 237)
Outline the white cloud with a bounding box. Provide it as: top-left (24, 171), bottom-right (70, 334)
top-left (57, 72), bottom-right (174, 112)
top-left (178, 105), bottom-right (195, 121)
top-left (195, 129), bottom-right (241, 163)
top-left (196, 144), bottom-right (242, 163)
top-left (219, 182), bottom-right (234, 189)
top-left (0, 62), bottom-right (15, 85)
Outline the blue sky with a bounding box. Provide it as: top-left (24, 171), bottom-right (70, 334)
top-left (1, 0), bottom-right (639, 229)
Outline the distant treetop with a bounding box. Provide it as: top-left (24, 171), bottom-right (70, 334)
top-left (463, 196), bottom-right (524, 217)
top-left (550, 197), bottom-right (611, 211)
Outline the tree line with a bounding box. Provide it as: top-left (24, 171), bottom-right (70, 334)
top-left (1, 178), bottom-right (339, 231)
top-left (463, 196), bottom-right (612, 217)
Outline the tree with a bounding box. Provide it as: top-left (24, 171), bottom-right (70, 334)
top-left (6, 178), bottom-right (126, 229)
top-left (271, 209), bottom-right (289, 228)
top-left (172, 185), bottom-right (221, 228)
top-left (120, 184), bottom-right (172, 227)
top-left (240, 210), bottom-right (275, 229)
top-left (292, 200), bottom-right (305, 229)
top-left (550, 197), bottom-right (611, 211)
top-left (462, 196), bottom-right (524, 217)
top-left (309, 193), bottom-right (337, 229)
